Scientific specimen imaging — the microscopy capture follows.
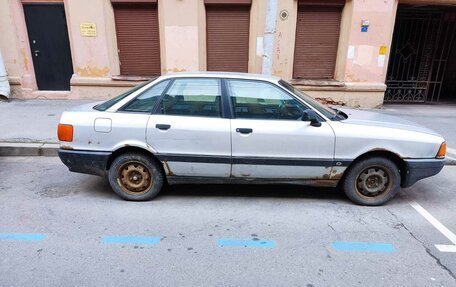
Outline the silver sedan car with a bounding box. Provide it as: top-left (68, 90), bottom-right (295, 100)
top-left (57, 72), bottom-right (446, 205)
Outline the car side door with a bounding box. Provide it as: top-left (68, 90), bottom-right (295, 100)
top-left (146, 78), bottom-right (231, 177)
top-left (227, 79), bottom-right (335, 179)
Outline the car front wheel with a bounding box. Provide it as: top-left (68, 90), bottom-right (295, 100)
top-left (342, 157), bottom-right (401, 206)
top-left (108, 153), bottom-right (164, 201)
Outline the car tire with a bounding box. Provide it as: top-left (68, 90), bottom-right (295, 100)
top-left (108, 153), bottom-right (164, 201)
top-left (342, 157), bottom-right (401, 206)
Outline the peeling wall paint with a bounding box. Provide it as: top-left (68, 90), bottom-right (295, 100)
top-left (165, 68), bottom-right (187, 73)
top-left (20, 48), bottom-right (29, 71)
top-left (76, 65), bottom-right (109, 77)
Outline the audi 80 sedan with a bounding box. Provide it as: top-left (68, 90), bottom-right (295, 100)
top-left (57, 72), bottom-right (446, 205)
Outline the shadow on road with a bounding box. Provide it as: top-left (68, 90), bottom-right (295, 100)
top-left (163, 183), bottom-right (347, 201)
top-left (83, 176), bottom-right (348, 202)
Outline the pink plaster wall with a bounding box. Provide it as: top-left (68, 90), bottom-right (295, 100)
top-left (344, 0), bottom-right (398, 83)
top-left (66, 0), bottom-right (113, 78)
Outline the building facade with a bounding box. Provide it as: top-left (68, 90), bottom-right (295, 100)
top-left (1, 0), bottom-right (455, 107)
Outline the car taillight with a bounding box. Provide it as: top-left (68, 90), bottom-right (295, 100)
top-left (436, 142), bottom-right (446, 159)
top-left (58, 124), bottom-right (73, 142)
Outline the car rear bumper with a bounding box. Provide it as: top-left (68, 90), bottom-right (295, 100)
top-left (58, 149), bottom-right (111, 176)
top-left (402, 159), bottom-right (445, 188)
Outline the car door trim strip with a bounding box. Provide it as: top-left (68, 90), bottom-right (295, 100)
top-left (155, 153), bottom-right (351, 167)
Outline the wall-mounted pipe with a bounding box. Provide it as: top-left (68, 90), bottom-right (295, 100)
top-left (262, 0), bottom-right (278, 76)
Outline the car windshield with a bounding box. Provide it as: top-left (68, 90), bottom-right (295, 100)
top-left (93, 79), bottom-right (155, 111)
top-left (279, 80), bottom-right (345, 120)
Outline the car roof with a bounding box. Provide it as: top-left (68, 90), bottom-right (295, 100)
top-left (158, 71), bottom-right (281, 82)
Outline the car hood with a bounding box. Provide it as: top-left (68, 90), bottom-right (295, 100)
top-left (337, 108), bottom-right (442, 137)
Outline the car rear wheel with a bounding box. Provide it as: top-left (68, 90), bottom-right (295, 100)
top-left (342, 157), bottom-right (401, 206)
top-left (108, 153), bottom-right (164, 201)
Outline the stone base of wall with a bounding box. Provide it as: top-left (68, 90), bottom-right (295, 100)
top-left (297, 82), bottom-right (386, 108)
top-left (304, 90), bottom-right (384, 109)
top-left (7, 76), bottom-right (144, 101)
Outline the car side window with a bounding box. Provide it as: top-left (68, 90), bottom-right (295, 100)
top-left (159, 78), bottom-right (222, 118)
top-left (121, 80), bottom-right (170, 113)
top-left (227, 79), bottom-right (308, 120)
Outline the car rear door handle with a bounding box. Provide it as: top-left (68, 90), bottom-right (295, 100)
top-left (156, 124), bottom-right (171, 130)
top-left (236, 128), bottom-right (253, 134)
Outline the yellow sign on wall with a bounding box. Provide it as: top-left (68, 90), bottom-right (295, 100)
top-left (80, 23), bottom-right (97, 37)
top-left (379, 46), bottom-right (387, 55)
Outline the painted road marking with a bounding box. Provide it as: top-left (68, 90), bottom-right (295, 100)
top-left (332, 242), bottom-right (395, 252)
top-left (102, 236), bottom-right (161, 245)
top-left (0, 233), bottom-right (46, 241)
top-left (217, 239), bottom-right (276, 248)
top-left (410, 201), bottom-right (456, 253)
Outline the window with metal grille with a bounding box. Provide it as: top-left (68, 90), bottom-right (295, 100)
top-left (293, 0), bottom-right (344, 79)
top-left (113, 2), bottom-right (161, 76)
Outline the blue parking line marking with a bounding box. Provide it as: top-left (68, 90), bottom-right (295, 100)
top-left (102, 236), bottom-right (161, 245)
top-left (217, 239), bottom-right (276, 248)
top-left (0, 233), bottom-right (46, 242)
top-left (332, 241), bottom-right (395, 252)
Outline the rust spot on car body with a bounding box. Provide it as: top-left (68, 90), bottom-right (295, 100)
top-left (162, 161), bottom-right (175, 176)
top-left (61, 145), bottom-right (73, 150)
top-left (367, 148), bottom-right (409, 159)
top-left (330, 168), bottom-right (345, 180)
top-left (309, 180), bottom-right (338, 187)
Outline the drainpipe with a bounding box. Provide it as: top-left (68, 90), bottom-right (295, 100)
top-left (262, 0), bottom-right (278, 75)
top-left (0, 51), bottom-right (10, 100)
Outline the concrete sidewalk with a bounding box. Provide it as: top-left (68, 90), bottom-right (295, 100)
top-left (0, 99), bottom-right (91, 143)
top-left (0, 99), bottom-right (91, 156)
top-left (0, 99), bottom-right (455, 163)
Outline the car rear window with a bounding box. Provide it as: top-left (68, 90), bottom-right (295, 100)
top-left (93, 79), bottom-right (155, 111)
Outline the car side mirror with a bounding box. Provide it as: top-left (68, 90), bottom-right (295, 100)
top-left (301, 109), bottom-right (321, 127)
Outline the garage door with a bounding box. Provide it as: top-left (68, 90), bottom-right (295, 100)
top-left (206, 3), bottom-right (250, 72)
top-left (113, 2), bottom-right (161, 76)
top-left (293, 0), bottom-right (344, 79)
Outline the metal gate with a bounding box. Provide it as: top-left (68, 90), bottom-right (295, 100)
top-left (385, 6), bottom-right (456, 103)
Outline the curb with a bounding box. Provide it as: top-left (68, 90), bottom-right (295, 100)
top-left (0, 142), bottom-right (59, 156)
top-left (0, 142), bottom-right (456, 166)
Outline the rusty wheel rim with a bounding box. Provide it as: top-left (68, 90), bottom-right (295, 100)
top-left (117, 161), bottom-right (153, 195)
top-left (355, 166), bottom-right (392, 198)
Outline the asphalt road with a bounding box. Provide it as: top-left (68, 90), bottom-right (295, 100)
top-left (1, 157), bottom-right (455, 287)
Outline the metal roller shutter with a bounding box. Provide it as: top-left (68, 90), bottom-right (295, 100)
top-left (293, 4), bottom-right (343, 79)
top-left (113, 3), bottom-right (161, 76)
top-left (206, 5), bottom-right (250, 72)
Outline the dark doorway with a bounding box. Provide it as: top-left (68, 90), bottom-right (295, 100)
top-left (24, 4), bottom-right (73, 91)
top-left (385, 5), bottom-right (456, 103)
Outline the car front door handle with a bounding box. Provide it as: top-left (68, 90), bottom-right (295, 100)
top-left (236, 128), bottom-right (253, 134)
top-left (156, 124), bottom-right (171, 130)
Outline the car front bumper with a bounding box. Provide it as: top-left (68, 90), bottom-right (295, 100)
top-left (58, 149), bottom-right (111, 176)
top-left (402, 159), bottom-right (445, 188)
